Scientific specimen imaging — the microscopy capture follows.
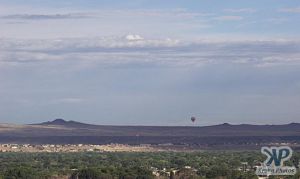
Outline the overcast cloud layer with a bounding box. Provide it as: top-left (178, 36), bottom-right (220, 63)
top-left (0, 0), bottom-right (300, 125)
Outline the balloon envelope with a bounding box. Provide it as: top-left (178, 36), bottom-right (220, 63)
top-left (191, 117), bottom-right (196, 122)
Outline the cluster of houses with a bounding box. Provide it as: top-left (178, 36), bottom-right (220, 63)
top-left (0, 144), bottom-right (98, 152)
top-left (150, 161), bottom-right (300, 179)
top-left (150, 166), bottom-right (198, 179)
top-left (0, 143), bottom-right (162, 152)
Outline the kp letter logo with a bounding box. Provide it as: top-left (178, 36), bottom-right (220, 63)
top-left (256, 146), bottom-right (296, 176)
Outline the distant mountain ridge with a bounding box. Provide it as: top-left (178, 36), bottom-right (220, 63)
top-left (36, 119), bottom-right (300, 128)
top-left (27, 119), bottom-right (300, 137)
top-left (0, 119), bottom-right (300, 146)
top-left (37, 118), bottom-right (92, 127)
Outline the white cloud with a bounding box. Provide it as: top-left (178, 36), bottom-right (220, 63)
top-left (1, 13), bottom-right (91, 20)
top-left (279, 7), bottom-right (300, 13)
top-left (214, 15), bottom-right (243, 21)
top-left (0, 37), bottom-right (300, 69)
top-left (55, 98), bottom-right (84, 104)
top-left (125, 34), bottom-right (144, 41)
top-left (224, 8), bottom-right (256, 13)
top-left (266, 17), bottom-right (289, 24)
top-left (0, 8), bottom-right (213, 39)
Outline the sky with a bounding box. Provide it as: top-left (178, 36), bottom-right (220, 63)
top-left (0, 0), bottom-right (300, 126)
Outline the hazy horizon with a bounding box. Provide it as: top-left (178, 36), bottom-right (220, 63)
top-left (0, 0), bottom-right (300, 126)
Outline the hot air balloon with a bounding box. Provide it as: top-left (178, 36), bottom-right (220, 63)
top-left (191, 116), bottom-right (196, 123)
